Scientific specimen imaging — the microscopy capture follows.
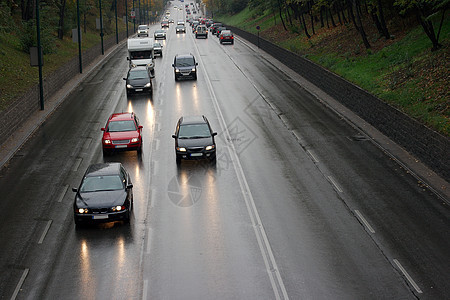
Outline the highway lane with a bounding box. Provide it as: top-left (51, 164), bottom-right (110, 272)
top-left (0, 2), bottom-right (448, 299)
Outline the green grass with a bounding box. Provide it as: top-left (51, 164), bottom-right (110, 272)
top-left (217, 8), bottom-right (449, 136)
top-left (0, 20), bottom-right (132, 111)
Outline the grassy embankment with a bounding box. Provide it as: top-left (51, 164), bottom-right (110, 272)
top-left (0, 19), bottom-right (132, 112)
top-left (216, 7), bottom-right (449, 137)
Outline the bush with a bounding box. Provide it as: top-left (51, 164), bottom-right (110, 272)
top-left (0, 2), bottom-right (15, 34)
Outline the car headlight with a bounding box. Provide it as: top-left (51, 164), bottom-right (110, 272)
top-left (191, 68), bottom-right (196, 72)
top-left (147, 62), bottom-right (154, 68)
top-left (103, 139), bottom-right (111, 144)
top-left (131, 137), bottom-right (140, 143)
top-left (126, 84), bottom-right (133, 88)
top-left (144, 83), bottom-right (151, 88)
top-left (177, 147), bottom-right (187, 152)
top-left (175, 68), bottom-right (180, 73)
top-left (111, 205), bottom-right (125, 212)
top-left (78, 208), bottom-right (89, 214)
top-left (205, 145), bottom-right (215, 151)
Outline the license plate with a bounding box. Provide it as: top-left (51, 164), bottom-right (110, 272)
top-left (93, 215), bottom-right (108, 220)
top-left (190, 153), bottom-right (203, 157)
top-left (116, 145), bottom-right (127, 148)
top-left (135, 89), bottom-right (143, 92)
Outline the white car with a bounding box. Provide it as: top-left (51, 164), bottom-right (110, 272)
top-left (154, 29), bottom-right (166, 40)
top-left (137, 25), bottom-right (149, 37)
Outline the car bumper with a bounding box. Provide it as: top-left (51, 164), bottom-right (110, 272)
top-left (103, 141), bottom-right (142, 152)
top-left (74, 210), bottom-right (129, 224)
top-left (176, 149), bottom-right (216, 160)
top-left (126, 86), bottom-right (152, 94)
top-left (154, 35), bottom-right (166, 39)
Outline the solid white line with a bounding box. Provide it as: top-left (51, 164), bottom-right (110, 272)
top-left (393, 259), bottom-right (423, 294)
top-left (354, 210), bottom-right (375, 233)
top-left (72, 158), bottom-right (82, 172)
top-left (10, 268), bottom-right (29, 300)
top-left (306, 150), bottom-right (319, 163)
top-left (328, 176), bottom-right (343, 193)
top-left (57, 185), bottom-right (69, 203)
top-left (38, 220), bottom-right (53, 244)
top-left (194, 41), bottom-right (289, 300)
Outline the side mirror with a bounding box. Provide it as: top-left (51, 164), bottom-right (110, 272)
top-left (172, 64), bottom-right (175, 67)
top-left (196, 63), bottom-right (198, 66)
top-left (138, 125), bottom-right (143, 129)
top-left (127, 184), bottom-right (133, 189)
top-left (123, 78), bottom-right (127, 80)
top-left (172, 134), bottom-right (177, 139)
top-left (72, 188), bottom-right (78, 193)
top-left (212, 132), bottom-right (217, 137)
top-left (126, 57), bottom-right (130, 61)
top-left (101, 128), bottom-right (105, 131)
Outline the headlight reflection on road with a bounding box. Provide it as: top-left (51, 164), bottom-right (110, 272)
top-left (80, 240), bottom-right (94, 299)
top-left (146, 99), bottom-right (154, 124)
top-left (127, 101), bottom-right (133, 113)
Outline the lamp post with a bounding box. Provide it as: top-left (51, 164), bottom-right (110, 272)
top-left (99, 0), bottom-right (104, 54)
top-left (77, 0), bottom-right (82, 73)
top-left (35, 0), bottom-right (44, 110)
top-left (115, 0), bottom-right (118, 44)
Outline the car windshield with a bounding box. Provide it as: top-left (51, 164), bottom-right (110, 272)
top-left (128, 69), bottom-right (148, 80)
top-left (138, 25), bottom-right (147, 30)
top-left (155, 30), bottom-right (164, 33)
top-left (175, 57), bottom-right (195, 67)
top-left (80, 175), bottom-right (124, 192)
top-left (130, 50), bottom-right (152, 60)
top-left (107, 120), bottom-right (137, 132)
top-left (178, 124), bottom-right (211, 138)
top-left (154, 43), bottom-right (161, 47)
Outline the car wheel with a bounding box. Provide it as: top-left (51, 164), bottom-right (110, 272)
top-left (124, 211), bottom-right (131, 224)
top-left (176, 156), bottom-right (181, 165)
top-left (175, 75), bottom-right (178, 81)
top-left (210, 155), bottom-right (217, 164)
top-left (102, 148), bottom-right (109, 156)
top-left (193, 74), bottom-right (197, 80)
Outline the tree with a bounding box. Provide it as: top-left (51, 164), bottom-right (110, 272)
top-left (395, 0), bottom-right (448, 51)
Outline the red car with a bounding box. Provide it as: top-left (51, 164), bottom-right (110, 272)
top-left (219, 30), bottom-right (234, 44)
top-left (101, 112), bottom-right (143, 155)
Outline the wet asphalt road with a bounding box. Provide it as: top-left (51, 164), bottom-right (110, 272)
top-left (0, 4), bottom-right (449, 300)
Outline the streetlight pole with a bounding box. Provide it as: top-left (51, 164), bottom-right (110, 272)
top-left (99, 0), bottom-right (104, 55)
top-left (115, 0), bottom-right (118, 44)
top-left (133, 0), bottom-right (135, 32)
top-left (76, 0), bottom-right (82, 73)
top-left (35, 0), bottom-right (44, 110)
top-left (126, 0), bottom-right (128, 37)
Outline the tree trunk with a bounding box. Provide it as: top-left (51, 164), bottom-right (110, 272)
top-left (329, 8), bottom-right (336, 27)
top-left (371, 10), bottom-right (384, 36)
top-left (277, 0), bottom-right (287, 31)
top-left (353, 0), bottom-right (370, 49)
top-left (377, 0), bottom-right (390, 39)
top-left (57, 0), bottom-right (66, 39)
top-left (309, 1), bottom-right (315, 35)
top-left (21, 0), bottom-right (34, 21)
top-left (301, 12), bottom-right (311, 38)
top-left (417, 12), bottom-right (442, 50)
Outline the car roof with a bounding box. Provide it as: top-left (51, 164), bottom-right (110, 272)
top-left (175, 54), bottom-right (195, 59)
top-left (180, 115), bottom-right (207, 125)
top-left (85, 163), bottom-right (122, 177)
top-left (109, 112), bottom-right (135, 122)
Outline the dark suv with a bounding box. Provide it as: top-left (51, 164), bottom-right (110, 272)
top-left (172, 115), bottom-right (217, 164)
top-left (172, 54), bottom-right (198, 81)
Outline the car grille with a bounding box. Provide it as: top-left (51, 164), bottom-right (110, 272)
top-left (112, 140), bottom-right (130, 144)
top-left (188, 147), bottom-right (204, 152)
top-left (92, 208), bottom-right (109, 213)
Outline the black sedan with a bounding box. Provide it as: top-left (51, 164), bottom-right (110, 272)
top-left (73, 163), bottom-right (133, 226)
top-left (172, 115), bottom-right (217, 164)
top-left (172, 54), bottom-right (198, 81)
top-left (123, 65), bottom-right (153, 95)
